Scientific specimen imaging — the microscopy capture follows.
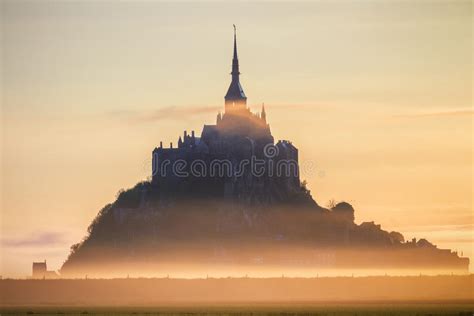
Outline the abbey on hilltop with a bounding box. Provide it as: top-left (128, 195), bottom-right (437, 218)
top-left (152, 26), bottom-right (301, 203)
top-left (60, 27), bottom-right (469, 277)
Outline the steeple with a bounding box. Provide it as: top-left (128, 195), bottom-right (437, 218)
top-left (231, 24), bottom-right (239, 79)
top-left (225, 25), bottom-right (247, 110)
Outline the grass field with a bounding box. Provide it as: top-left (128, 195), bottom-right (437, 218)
top-left (1, 276), bottom-right (473, 315)
top-left (1, 302), bottom-right (474, 316)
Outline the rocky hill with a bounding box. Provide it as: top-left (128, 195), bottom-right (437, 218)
top-left (61, 180), bottom-right (468, 277)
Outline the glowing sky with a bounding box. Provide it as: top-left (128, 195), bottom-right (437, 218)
top-left (1, 1), bottom-right (472, 277)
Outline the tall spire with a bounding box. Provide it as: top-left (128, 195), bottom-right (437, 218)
top-left (225, 24), bottom-right (247, 110)
top-left (232, 24), bottom-right (239, 78)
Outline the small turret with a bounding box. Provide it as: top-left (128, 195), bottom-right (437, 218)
top-left (261, 103), bottom-right (266, 123)
top-left (160, 141), bottom-right (163, 148)
top-left (183, 131), bottom-right (188, 145)
top-left (217, 112), bottom-right (222, 124)
top-left (178, 136), bottom-right (183, 148)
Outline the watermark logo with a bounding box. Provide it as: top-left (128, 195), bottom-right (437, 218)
top-left (150, 143), bottom-right (321, 179)
top-left (263, 143), bottom-right (279, 158)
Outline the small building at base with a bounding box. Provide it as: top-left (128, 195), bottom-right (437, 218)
top-left (32, 260), bottom-right (59, 279)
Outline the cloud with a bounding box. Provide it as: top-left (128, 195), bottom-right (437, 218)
top-left (401, 224), bottom-right (474, 232)
top-left (392, 109), bottom-right (473, 119)
top-left (110, 105), bottom-right (220, 123)
top-left (1, 232), bottom-right (65, 248)
top-left (262, 104), bottom-right (332, 111)
top-left (109, 103), bottom-right (332, 124)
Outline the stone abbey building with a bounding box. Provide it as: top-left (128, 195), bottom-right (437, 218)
top-left (152, 28), bottom-right (300, 203)
top-left (61, 28), bottom-right (469, 277)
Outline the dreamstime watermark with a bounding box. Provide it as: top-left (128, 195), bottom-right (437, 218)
top-left (150, 143), bottom-right (322, 179)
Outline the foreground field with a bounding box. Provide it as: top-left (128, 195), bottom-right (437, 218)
top-left (1, 303), bottom-right (474, 316)
top-left (1, 275), bottom-right (473, 315)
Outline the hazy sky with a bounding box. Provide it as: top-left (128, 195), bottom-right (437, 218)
top-left (1, 0), bottom-right (472, 277)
